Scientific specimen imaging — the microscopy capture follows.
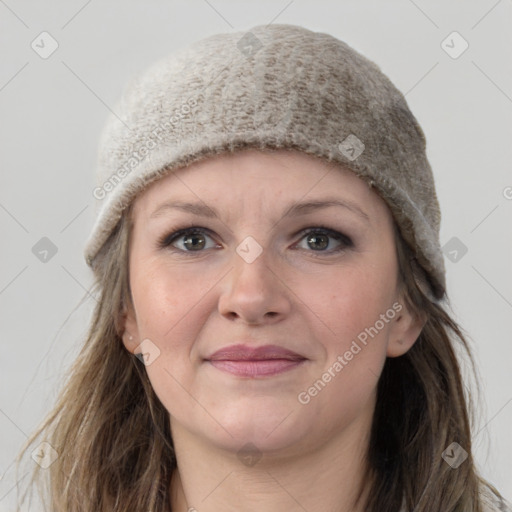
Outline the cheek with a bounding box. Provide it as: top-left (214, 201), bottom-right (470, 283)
top-left (129, 258), bottom-right (224, 390)
top-left (295, 281), bottom-right (394, 429)
top-left (130, 259), bottom-right (212, 339)
top-left (297, 259), bottom-right (397, 341)
top-left (295, 261), bottom-right (396, 396)
top-left (130, 262), bottom-right (211, 426)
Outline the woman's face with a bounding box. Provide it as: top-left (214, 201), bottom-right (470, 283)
top-left (122, 148), bottom-right (423, 455)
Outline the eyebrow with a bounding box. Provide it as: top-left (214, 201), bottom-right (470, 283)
top-left (149, 197), bottom-right (370, 223)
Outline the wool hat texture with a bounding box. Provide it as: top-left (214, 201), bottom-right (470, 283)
top-left (84, 23), bottom-right (446, 301)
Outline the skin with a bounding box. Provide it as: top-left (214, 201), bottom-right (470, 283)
top-left (121, 148), bottom-right (425, 512)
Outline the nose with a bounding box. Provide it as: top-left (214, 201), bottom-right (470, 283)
top-left (217, 242), bottom-right (292, 325)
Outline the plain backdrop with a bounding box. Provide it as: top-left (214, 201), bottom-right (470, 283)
top-left (1, 0), bottom-right (511, 509)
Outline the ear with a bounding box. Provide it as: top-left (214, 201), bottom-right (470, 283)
top-left (120, 302), bottom-right (141, 355)
top-left (386, 298), bottom-right (427, 358)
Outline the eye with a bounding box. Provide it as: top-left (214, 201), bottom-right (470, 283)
top-left (294, 226), bottom-right (353, 255)
top-left (157, 224), bottom-right (353, 255)
top-left (157, 226), bottom-right (219, 252)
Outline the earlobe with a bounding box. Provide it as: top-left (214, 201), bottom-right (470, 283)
top-left (386, 301), bottom-right (427, 358)
top-left (120, 305), bottom-right (140, 354)
top-left (122, 332), bottom-right (136, 354)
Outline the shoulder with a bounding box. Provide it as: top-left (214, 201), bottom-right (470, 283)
top-left (480, 483), bottom-right (512, 512)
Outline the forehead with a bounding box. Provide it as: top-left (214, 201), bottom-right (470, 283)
top-left (131, 148), bottom-right (390, 222)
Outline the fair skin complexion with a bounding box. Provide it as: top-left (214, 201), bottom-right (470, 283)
top-left (121, 148), bottom-right (424, 512)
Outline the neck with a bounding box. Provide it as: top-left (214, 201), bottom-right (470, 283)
top-left (169, 412), bottom-right (373, 512)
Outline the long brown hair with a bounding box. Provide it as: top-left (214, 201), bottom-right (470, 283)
top-left (13, 182), bottom-right (501, 511)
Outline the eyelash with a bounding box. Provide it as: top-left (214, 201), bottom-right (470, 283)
top-left (157, 223), bottom-right (354, 257)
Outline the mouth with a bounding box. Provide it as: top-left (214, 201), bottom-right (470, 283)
top-left (205, 344), bottom-right (307, 378)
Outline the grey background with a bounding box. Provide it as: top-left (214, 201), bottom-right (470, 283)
top-left (1, 0), bottom-right (511, 509)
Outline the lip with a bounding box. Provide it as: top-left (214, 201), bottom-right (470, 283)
top-left (208, 344), bottom-right (305, 361)
top-left (206, 344), bottom-right (307, 378)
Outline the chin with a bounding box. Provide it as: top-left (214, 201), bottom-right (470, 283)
top-left (212, 427), bottom-right (308, 461)
top-left (205, 401), bottom-right (312, 455)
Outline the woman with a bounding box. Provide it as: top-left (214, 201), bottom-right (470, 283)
top-left (15, 23), bottom-right (511, 511)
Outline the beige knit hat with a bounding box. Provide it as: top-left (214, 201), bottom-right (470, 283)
top-left (84, 23), bottom-right (446, 301)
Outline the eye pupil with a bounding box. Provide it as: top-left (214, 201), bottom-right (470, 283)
top-left (307, 233), bottom-right (329, 250)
